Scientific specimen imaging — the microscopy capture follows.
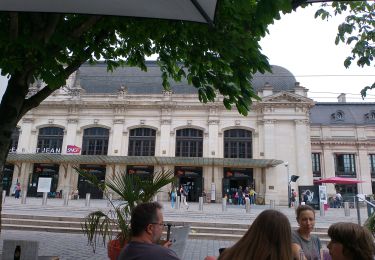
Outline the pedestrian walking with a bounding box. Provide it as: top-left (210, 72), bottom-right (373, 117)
top-left (171, 188), bottom-right (176, 209)
top-left (14, 183), bottom-right (21, 199)
top-left (180, 185), bottom-right (189, 210)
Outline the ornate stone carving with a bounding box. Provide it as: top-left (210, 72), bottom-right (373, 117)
top-left (113, 119), bottom-right (125, 124)
top-left (162, 90), bottom-right (173, 96)
top-left (22, 118), bottom-right (34, 123)
top-left (118, 85), bottom-right (128, 97)
top-left (295, 119), bottom-right (309, 125)
top-left (140, 120), bottom-right (145, 125)
top-left (170, 131), bottom-right (175, 136)
top-left (187, 120), bottom-right (192, 125)
top-left (235, 120), bottom-right (241, 126)
top-left (48, 119), bottom-right (54, 124)
top-left (67, 118), bottom-right (78, 124)
top-left (208, 119), bottom-right (219, 125)
top-left (161, 119), bottom-right (172, 125)
top-left (94, 119), bottom-right (99, 124)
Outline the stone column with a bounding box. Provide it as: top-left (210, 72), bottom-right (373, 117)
top-left (207, 108), bottom-right (220, 201)
top-left (357, 145), bottom-right (371, 194)
top-left (110, 119), bottom-right (125, 156)
top-left (160, 119), bottom-right (172, 156)
top-left (18, 118), bottom-right (34, 153)
top-left (294, 120), bottom-right (313, 185)
top-left (262, 120), bottom-right (278, 204)
top-left (322, 144), bottom-right (336, 195)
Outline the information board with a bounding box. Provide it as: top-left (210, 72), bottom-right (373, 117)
top-left (37, 177), bottom-right (52, 193)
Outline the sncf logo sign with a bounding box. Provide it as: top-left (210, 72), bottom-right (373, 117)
top-left (66, 145), bottom-right (81, 154)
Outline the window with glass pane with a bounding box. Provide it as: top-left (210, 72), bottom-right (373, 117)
top-left (311, 153), bottom-right (321, 177)
top-left (370, 154), bottom-right (375, 177)
top-left (82, 127), bottom-right (109, 155)
top-left (37, 127), bottom-right (64, 153)
top-left (175, 128), bottom-right (203, 157)
top-left (335, 154), bottom-right (356, 177)
top-left (224, 129), bottom-right (252, 158)
top-left (128, 128), bottom-right (156, 156)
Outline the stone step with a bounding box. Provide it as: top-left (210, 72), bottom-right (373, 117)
top-left (2, 213), bottom-right (331, 242)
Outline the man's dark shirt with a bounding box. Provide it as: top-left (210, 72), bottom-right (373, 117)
top-left (118, 241), bottom-right (180, 260)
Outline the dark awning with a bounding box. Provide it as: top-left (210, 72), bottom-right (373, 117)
top-left (6, 154), bottom-right (282, 168)
top-left (0, 0), bottom-right (217, 25)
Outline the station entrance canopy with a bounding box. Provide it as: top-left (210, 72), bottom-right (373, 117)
top-left (6, 154), bottom-right (283, 168)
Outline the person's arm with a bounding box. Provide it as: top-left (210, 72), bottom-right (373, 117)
top-left (292, 243), bottom-right (306, 260)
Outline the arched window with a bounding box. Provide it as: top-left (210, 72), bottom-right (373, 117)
top-left (224, 129), bottom-right (252, 158)
top-left (82, 127), bottom-right (109, 155)
top-left (37, 127), bottom-right (64, 153)
top-left (175, 128), bottom-right (203, 157)
top-left (128, 128), bottom-right (156, 156)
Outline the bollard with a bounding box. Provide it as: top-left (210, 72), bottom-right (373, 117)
top-left (294, 199), bottom-right (299, 209)
top-left (85, 193), bottom-right (91, 207)
top-left (198, 196), bottom-right (204, 211)
top-left (176, 196), bottom-right (181, 210)
top-left (2, 190), bottom-right (6, 204)
top-left (344, 201), bottom-right (350, 217)
top-left (42, 192), bottom-right (48, 206)
top-left (107, 193), bottom-right (113, 207)
top-left (63, 191), bottom-right (69, 206)
top-left (222, 197), bottom-right (227, 212)
top-left (320, 202), bottom-right (325, 216)
top-left (245, 198), bottom-right (251, 213)
top-left (270, 200), bottom-right (275, 209)
top-left (21, 191), bottom-right (27, 204)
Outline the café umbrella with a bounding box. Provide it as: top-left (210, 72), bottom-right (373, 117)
top-left (0, 0), bottom-right (218, 25)
top-left (314, 176), bottom-right (364, 185)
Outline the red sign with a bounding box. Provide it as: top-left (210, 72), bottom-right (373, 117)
top-left (66, 145), bottom-right (81, 154)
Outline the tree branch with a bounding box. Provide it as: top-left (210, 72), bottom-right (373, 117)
top-left (44, 14), bottom-right (61, 44)
top-left (9, 12), bottom-right (18, 40)
top-left (72, 15), bottom-right (102, 38)
top-left (19, 29), bottom-right (110, 118)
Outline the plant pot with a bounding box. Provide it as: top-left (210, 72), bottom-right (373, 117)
top-left (108, 239), bottom-right (126, 260)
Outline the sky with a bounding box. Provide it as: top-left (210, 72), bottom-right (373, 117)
top-left (260, 4), bottom-right (375, 102)
top-left (0, 4), bottom-right (374, 102)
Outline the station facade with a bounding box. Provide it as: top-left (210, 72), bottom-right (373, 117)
top-left (3, 62), bottom-right (375, 204)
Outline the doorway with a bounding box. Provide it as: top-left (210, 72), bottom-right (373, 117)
top-left (78, 164), bottom-right (106, 199)
top-left (28, 163), bottom-right (59, 197)
top-left (222, 167), bottom-right (253, 202)
top-left (126, 165), bottom-right (154, 181)
top-left (3, 164), bottom-right (14, 196)
top-left (175, 166), bottom-right (203, 202)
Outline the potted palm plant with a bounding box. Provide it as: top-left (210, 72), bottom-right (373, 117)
top-left (75, 167), bottom-right (176, 260)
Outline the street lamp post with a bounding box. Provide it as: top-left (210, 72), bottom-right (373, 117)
top-left (285, 162), bottom-right (290, 208)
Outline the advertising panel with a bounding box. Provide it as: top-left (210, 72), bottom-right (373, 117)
top-left (298, 185), bottom-right (320, 210)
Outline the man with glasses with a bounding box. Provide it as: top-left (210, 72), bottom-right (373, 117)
top-left (118, 202), bottom-right (180, 260)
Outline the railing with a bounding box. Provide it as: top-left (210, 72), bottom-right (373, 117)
top-left (355, 195), bottom-right (375, 225)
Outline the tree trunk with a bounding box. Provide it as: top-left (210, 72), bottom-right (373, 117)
top-left (0, 71), bottom-right (32, 233)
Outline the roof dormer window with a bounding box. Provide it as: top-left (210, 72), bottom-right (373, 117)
top-left (365, 110), bottom-right (375, 122)
top-left (331, 110), bottom-right (345, 122)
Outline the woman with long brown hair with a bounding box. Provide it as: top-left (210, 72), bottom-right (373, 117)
top-left (292, 205), bottom-right (321, 260)
top-left (218, 209), bottom-right (292, 260)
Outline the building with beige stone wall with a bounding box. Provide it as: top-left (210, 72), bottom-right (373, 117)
top-left (3, 61), bottom-right (374, 205)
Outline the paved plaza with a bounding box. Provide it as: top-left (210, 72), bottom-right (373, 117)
top-left (0, 196), bottom-right (371, 259)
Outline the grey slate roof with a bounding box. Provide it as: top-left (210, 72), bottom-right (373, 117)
top-left (75, 61), bottom-right (297, 94)
top-left (310, 103), bottom-right (375, 125)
